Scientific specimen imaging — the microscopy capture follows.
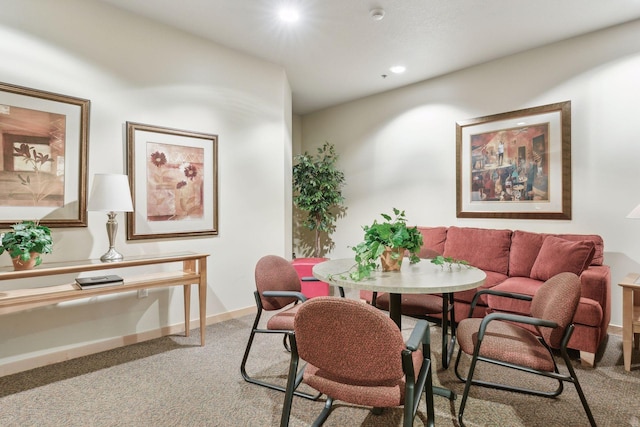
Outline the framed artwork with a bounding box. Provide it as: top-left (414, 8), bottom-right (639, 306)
top-left (126, 122), bottom-right (218, 240)
top-left (0, 82), bottom-right (90, 227)
top-left (456, 101), bottom-right (571, 220)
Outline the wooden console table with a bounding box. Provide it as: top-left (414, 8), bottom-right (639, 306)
top-left (0, 252), bottom-right (209, 346)
top-left (619, 273), bottom-right (640, 371)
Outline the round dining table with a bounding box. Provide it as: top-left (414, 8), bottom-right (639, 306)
top-left (313, 257), bottom-right (486, 369)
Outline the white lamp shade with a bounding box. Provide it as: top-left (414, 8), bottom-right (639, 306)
top-left (627, 203), bottom-right (640, 219)
top-left (87, 173), bottom-right (134, 212)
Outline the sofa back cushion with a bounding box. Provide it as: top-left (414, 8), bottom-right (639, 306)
top-left (509, 230), bottom-right (547, 277)
top-left (443, 226), bottom-right (512, 275)
top-left (509, 230), bottom-right (605, 277)
top-left (416, 226), bottom-right (447, 256)
top-left (530, 236), bottom-right (596, 281)
top-left (555, 233), bottom-right (604, 266)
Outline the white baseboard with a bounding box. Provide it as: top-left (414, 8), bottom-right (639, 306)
top-left (0, 306), bottom-right (257, 377)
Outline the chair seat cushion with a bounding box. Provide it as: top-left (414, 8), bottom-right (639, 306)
top-left (266, 304), bottom-right (301, 330)
top-left (303, 350), bottom-right (423, 408)
top-left (457, 318), bottom-right (555, 372)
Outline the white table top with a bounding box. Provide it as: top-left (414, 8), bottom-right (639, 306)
top-left (313, 258), bottom-right (486, 294)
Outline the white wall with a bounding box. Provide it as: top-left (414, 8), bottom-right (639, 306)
top-left (0, 0), bottom-right (292, 371)
top-left (301, 19), bottom-right (640, 328)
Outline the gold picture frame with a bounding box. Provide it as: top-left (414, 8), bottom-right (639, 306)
top-left (0, 82), bottom-right (90, 227)
top-left (456, 101), bottom-right (571, 220)
top-left (126, 122), bottom-right (218, 240)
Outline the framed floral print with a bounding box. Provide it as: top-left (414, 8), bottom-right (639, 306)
top-left (126, 122), bottom-right (218, 240)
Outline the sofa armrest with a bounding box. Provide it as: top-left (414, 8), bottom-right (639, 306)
top-left (579, 265), bottom-right (610, 303)
top-left (579, 264), bottom-right (611, 328)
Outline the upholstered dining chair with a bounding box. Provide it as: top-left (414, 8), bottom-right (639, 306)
top-left (454, 272), bottom-right (596, 427)
top-left (280, 297), bottom-right (436, 427)
top-left (240, 255), bottom-right (320, 400)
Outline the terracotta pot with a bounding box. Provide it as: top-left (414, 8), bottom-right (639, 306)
top-left (380, 247), bottom-right (404, 272)
top-left (11, 252), bottom-right (40, 271)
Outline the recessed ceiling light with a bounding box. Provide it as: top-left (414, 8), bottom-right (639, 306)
top-left (390, 65), bottom-right (406, 74)
top-left (279, 8), bottom-right (300, 22)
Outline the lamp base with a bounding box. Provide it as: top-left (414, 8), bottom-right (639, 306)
top-left (100, 247), bottom-right (124, 262)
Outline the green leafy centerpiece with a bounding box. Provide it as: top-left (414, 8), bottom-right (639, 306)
top-left (350, 208), bottom-right (423, 281)
top-left (430, 255), bottom-right (470, 271)
top-left (0, 220), bottom-right (53, 270)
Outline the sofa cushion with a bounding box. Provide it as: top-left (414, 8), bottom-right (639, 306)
top-left (416, 226), bottom-right (447, 256)
top-left (453, 270), bottom-right (508, 305)
top-left (509, 230), bottom-right (547, 277)
top-left (556, 233), bottom-right (604, 266)
top-left (530, 236), bottom-right (596, 281)
top-left (487, 277), bottom-right (543, 315)
top-left (443, 227), bottom-right (512, 275)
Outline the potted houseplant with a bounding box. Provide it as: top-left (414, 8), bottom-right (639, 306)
top-left (292, 141), bottom-right (346, 258)
top-left (350, 208), bottom-right (423, 281)
top-left (0, 220), bottom-right (53, 270)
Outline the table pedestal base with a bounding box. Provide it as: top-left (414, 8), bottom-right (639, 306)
top-left (389, 292), bottom-right (457, 370)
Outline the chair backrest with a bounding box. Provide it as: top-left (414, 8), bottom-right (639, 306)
top-left (530, 272), bottom-right (581, 348)
top-left (255, 255), bottom-right (301, 311)
top-left (294, 297), bottom-right (406, 384)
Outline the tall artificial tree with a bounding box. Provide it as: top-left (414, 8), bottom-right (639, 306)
top-left (293, 142), bottom-right (346, 258)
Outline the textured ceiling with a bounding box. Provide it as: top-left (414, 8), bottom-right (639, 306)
top-left (97, 0), bottom-right (640, 114)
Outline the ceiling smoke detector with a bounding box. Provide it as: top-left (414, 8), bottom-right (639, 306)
top-left (370, 8), bottom-right (385, 21)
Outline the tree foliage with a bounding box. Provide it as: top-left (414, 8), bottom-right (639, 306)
top-left (293, 142), bottom-right (346, 257)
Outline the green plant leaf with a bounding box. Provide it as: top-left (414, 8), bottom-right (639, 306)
top-left (293, 142), bottom-right (345, 257)
top-left (350, 208), bottom-right (423, 280)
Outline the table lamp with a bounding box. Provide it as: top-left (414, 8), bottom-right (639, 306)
top-left (87, 173), bottom-right (134, 262)
top-left (627, 203), bottom-right (640, 219)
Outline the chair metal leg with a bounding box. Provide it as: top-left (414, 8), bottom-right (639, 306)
top-left (455, 332), bottom-right (596, 426)
top-left (424, 324), bottom-right (456, 402)
top-left (457, 341), bottom-right (482, 425)
top-left (561, 348), bottom-right (597, 427)
top-left (410, 358), bottom-right (435, 427)
top-left (280, 334), bottom-right (299, 427)
top-left (404, 372), bottom-right (416, 427)
top-left (311, 397), bottom-right (335, 427)
top-left (241, 301), bottom-right (320, 400)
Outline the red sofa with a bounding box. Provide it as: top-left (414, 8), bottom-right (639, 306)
top-left (365, 226), bottom-right (610, 367)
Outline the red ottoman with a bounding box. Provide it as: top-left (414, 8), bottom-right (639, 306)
top-left (292, 258), bottom-right (330, 298)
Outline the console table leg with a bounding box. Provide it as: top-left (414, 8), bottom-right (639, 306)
top-left (622, 287), bottom-right (633, 371)
top-left (184, 284), bottom-right (191, 337)
top-left (198, 256), bottom-right (207, 346)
